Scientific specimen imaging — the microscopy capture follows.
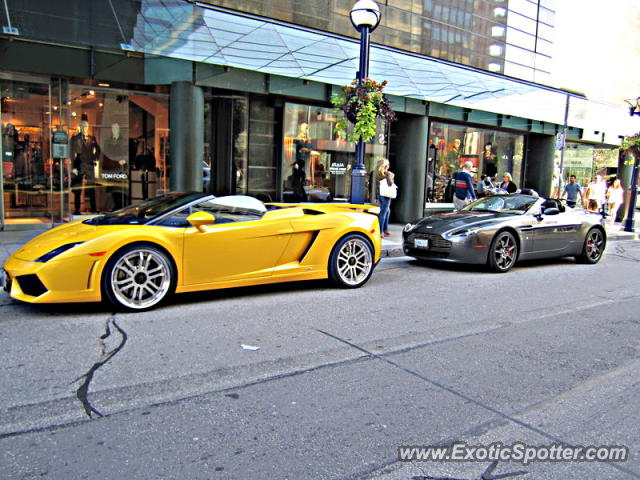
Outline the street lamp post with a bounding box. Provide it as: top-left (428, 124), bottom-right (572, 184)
top-left (623, 146), bottom-right (639, 232)
top-left (349, 0), bottom-right (381, 205)
top-left (623, 99), bottom-right (640, 232)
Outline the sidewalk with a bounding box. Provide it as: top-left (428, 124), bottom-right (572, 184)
top-left (1, 221), bottom-right (638, 267)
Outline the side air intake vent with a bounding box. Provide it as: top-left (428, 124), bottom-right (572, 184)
top-left (16, 274), bottom-right (48, 297)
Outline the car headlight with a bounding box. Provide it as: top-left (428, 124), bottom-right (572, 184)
top-left (403, 223), bottom-right (416, 233)
top-left (35, 242), bottom-right (84, 263)
top-left (449, 228), bottom-right (478, 237)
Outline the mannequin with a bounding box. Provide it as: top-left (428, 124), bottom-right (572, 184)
top-left (291, 159), bottom-right (308, 202)
top-left (294, 122), bottom-right (312, 166)
top-left (101, 122), bottom-right (128, 210)
top-left (444, 138), bottom-right (461, 176)
top-left (2, 123), bottom-right (17, 180)
top-left (483, 143), bottom-right (497, 177)
top-left (71, 118), bottom-right (101, 214)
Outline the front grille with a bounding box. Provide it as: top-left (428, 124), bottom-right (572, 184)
top-left (407, 232), bottom-right (452, 249)
top-left (16, 274), bottom-right (48, 297)
top-left (404, 247), bottom-right (450, 259)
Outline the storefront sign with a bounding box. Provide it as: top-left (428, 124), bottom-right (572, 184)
top-left (330, 161), bottom-right (347, 175)
top-left (52, 131), bottom-right (69, 159)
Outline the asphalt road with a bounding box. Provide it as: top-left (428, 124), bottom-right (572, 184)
top-left (1, 241), bottom-right (639, 480)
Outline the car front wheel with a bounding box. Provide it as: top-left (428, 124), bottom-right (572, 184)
top-left (328, 234), bottom-right (374, 288)
top-left (575, 228), bottom-right (605, 264)
top-left (488, 231), bottom-right (518, 273)
top-left (102, 245), bottom-right (175, 311)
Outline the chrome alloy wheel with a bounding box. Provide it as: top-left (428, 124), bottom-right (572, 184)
top-left (335, 238), bottom-right (373, 286)
top-left (493, 233), bottom-right (516, 271)
top-left (585, 229), bottom-right (604, 262)
top-left (110, 248), bottom-right (172, 309)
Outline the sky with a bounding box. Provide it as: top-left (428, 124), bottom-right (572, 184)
top-left (549, 0), bottom-right (640, 106)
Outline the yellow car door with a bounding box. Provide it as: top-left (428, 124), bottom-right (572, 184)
top-left (182, 217), bottom-right (293, 285)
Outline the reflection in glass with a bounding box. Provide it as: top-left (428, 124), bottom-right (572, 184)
top-left (428, 122), bottom-right (524, 203)
top-left (282, 103), bottom-right (387, 203)
top-left (1, 79), bottom-right (52, 225)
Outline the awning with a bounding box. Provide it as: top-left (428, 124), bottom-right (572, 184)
top-left (3, 0), bottom-right (634, 140)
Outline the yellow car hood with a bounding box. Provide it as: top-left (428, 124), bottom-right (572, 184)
top-left (11, 220), bottom-right (105, 262)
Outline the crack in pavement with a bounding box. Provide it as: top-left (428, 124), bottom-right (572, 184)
top-left (610, 244), bottom-right (640, 263)
top-left (72, 315), bottom-right (127, 418)
top-left (413, 460), bottom-right (528, 479)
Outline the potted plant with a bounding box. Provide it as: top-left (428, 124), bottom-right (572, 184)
top-left (331, 78), bottom-right (396, 143)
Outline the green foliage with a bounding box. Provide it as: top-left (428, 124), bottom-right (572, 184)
top-left (331, 78), bottom-right (396, 143)
top-left (621, 132), bottom-right (640, 155)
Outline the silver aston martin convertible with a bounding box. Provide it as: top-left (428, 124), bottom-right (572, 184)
top-left (402, 194), bottom-right (606, 272)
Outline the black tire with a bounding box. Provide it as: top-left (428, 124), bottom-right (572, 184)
top-left (328, 234), bottom-right (375, 288)
top-left (488, 231), bottom-right (518, 273)
top-left (102, 244), bottom-right (176, 311)
top-left (575, 227), bottom-right (606, 264)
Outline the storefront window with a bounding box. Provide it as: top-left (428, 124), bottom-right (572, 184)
top-left (1, 77), bottom-right (54, 226)
top-left (282, 102), bottom-right (387, 202)
top-left (427, 122), bottom-right (524, 202)
top-left (556, 143), bottom-right (594, 189)
top-left (66, 87), bottom-right (169, 214)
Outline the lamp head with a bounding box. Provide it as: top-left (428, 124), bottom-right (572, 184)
top-left (350, 0), bottom-right (381, 31)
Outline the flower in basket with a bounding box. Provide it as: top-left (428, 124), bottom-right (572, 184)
top-left (331, 78), bottom-right (396, 143)
top-left (621, 132), bottom-right (640, 157)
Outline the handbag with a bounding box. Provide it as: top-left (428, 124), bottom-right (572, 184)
top-left (379, 178), bottom-right (398, 199)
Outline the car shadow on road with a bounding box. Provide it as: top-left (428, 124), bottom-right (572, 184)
top-left (171, 279), bottom-right (332, 307)
top-left (407, 256), bottom-right (579, 274)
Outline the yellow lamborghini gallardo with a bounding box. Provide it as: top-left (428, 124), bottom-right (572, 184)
top-left (2, 193), bottom-right (382, 311)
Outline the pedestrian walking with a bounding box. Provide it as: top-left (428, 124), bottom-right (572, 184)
top-left (605, 178), bottom-right (624, 223)
top-left (561, 174), bottom-right (583, 208)
top-left (376, 159), bottom-right (397, 237)
top-left (585, 174), bottom-right (606, 211)
top-left (453, 161), bottom-right (476, 211)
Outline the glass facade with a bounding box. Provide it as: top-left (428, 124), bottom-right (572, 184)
top-left (281, 103), bottom-right (387, 202)
top-left (66, 87), bottom-right (169, 214)
top-left (200, 0), bottom-right (554, 82)
top-left (0, 75), bottom-right (170, 227)
top-left (427, 121), bottom-right (524, 202)
top-left (1, 76), bottom-right (56, 225)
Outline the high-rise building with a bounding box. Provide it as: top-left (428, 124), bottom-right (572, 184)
top-left (0, 0), bottom-right (635, 227)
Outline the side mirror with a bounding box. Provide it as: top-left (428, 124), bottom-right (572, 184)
top-left (543, 207), bottom-right (560, 216)
top-left (187, 211), bottom-right (215, 232)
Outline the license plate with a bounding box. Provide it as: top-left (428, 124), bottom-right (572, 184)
top-left (414, 238), bottom-right (429, 248)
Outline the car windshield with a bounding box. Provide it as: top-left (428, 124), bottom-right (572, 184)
top-left (462, 195), bottom-right (538, 214)
top-left (192, 195), bottom-right (267, 223)
top-left (84, 192), bottom-right (207, 225)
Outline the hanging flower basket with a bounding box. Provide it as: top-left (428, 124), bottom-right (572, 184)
top-left (621, 132), bottom-right (640, 157)
top-left (331, 78), bottom-right (396, 143)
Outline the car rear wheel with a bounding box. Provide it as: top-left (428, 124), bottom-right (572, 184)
top-left (328, 234), bottom-right (374, 288)
top-left (575, 228), bottom-right (605, 264)
top-left (103, 245), bottom-right (175, 311)
top-left (488, 231), bottom-right (518, 273)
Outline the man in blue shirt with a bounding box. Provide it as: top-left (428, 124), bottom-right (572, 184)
top-left (562, 175), bottom-right (583, 208)
top-left (453, 161), bottom-right (476, 211)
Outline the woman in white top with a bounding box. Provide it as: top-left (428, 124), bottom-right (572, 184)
top-left (606, 178), bottom-right (624, 223)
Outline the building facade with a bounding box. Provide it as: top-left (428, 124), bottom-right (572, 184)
top-left (0, 0), bottom-right (634, 228)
